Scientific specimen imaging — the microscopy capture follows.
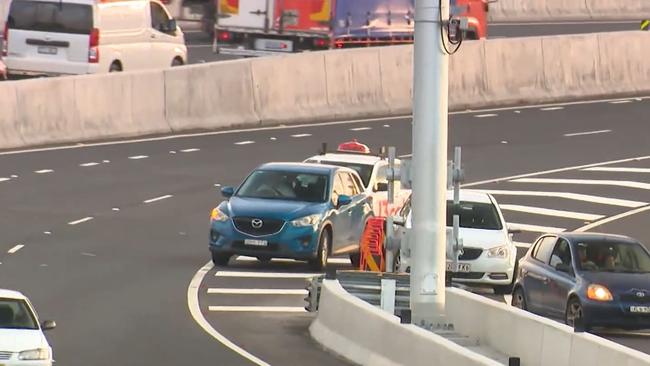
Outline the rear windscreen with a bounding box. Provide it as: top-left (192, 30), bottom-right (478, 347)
top-left (8, 1), bottom-right (92, 35)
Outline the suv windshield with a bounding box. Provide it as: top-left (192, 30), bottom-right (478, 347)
top-left (8, 1), bottom-right (93, 35)
top-left (575, 241), bottom-right (650, 273)
top-left (307, 160), bottom-right (373, 188)
top-left (0, 298), bottom-right (38, 330)
top-left (447, 200), bottom-right (503, 230)
top-left (236, 170), bottom-right (329, 203)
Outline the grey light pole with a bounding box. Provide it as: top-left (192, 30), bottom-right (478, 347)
top-left (410, 0), bottom-right (449, 328)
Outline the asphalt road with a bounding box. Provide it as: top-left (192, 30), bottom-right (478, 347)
top-left (1, 95), bottom-right (650, 364)
top-left (183, 20), bottom-right (638, 63)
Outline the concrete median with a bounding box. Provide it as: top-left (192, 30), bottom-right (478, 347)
top-left (489, 0), bottom-right (650, 22)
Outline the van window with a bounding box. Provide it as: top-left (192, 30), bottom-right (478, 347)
top-left (8, 1), bottom-right (92, 35)
top-left (150, 2), bottom-right (170, 31)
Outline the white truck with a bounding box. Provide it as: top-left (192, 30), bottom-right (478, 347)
top-left (304, 140), bottom-right (411, 218)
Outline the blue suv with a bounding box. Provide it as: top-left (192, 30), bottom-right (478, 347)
top-left (209, 162), bottom-right (373, 270)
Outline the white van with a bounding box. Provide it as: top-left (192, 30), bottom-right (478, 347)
top-left (2, 0), bottom-right (188, 76)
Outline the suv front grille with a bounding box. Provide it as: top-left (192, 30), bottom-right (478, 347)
top-left (233, 217), bottom-right (285, 236)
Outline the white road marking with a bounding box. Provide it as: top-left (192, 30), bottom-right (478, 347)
top-left (512, 177), bottom-right (650, 191)
top-left (0, 178), bottom-right (9, 182)
top-left (102, 160), bottom-right (110, 163)
top-left (610, 100), bottom-right (632, 104)
top-left (582, 167), bottom-right (650, 173)
top-left (576, 205), bottom-right (650, 232)
top-left (181, 148), bottom-right (201, 153)
top-left (290, 133), bottom-right (312, 138)
top-left (474, 189), bottom-right (645, 208)
top-left (270, 137), bottom-right (277, 141)
top-left (128, 155), bottom-right (148, 160)
top-left (143, 195), bottom-right (173, 204)
top-left (68, 217), bottom-right (94, 225)
top-left (208, 306), bottom-right (306, 313)
top-left (188, 262), bottom-right (271, 366)
top-left (112, 207), bottom-right (120, 211)
top-left (207, 288), bottom-right (308, 295)
top-left (501, 141), bottom-right (508, 144)
top-left (540, 106), bottom-right (564, 111)
top-left (43, 231), bottom-right (52, 235)
top-left (383, 124), bottom-right (390, 127)
top-left (80, 162), bottom-right (99, 167)
top-left (508, 223), bottom-right (565, 234)
top-left (10, 175), bottom-right (18, 178)
top-left (350, 127), bottom-right (372, 131)
top-left (563, 129), bottom-right (611, 137)
top-left (235, 255), bottom-right (351, 264)
top-left (1, 96), bottom-right (647, 157)
top-left (7, 244), bottom-right (24, 254)
top-left (34, 169), bottom-right (53, 174)
top-left (499, 204), bottom-right (603, 221)
top-left (475, 113), bottom-right (498, 118)
top-left (463, 155), bottom-right (650, 187)
top-left (169, 151), bottom-right (177, 154)
top-left (215, 271), bottom-right (319, 279)
top-left (235, 141), bottom-right (255, 145)
top-left (81, 252), bottom-right (97, 257)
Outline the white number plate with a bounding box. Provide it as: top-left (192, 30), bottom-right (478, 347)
top-left (630, 306), bottom-right (650, 314)
top-left (254, 38), bottom-right (293, 52)
top-left (446, 261), bottom-right (471, 272)
top-left (244, 239), bottom-right (268, 247)
top-left (38, 46), bottom-right (58, 55)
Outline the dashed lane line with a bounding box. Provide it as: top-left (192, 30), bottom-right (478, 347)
top-left (68, 217), bottom-right (94, 226)
top-left (207, 288), bottom-right (307, 295)
top-left (473, 189), bottom-right (646, 208)
top-left (143, 195), bottom-right (173, 204)
top-left (512, 177), bottom-right (650, 191)
top-left (208, 306), bottom-right (306, 313)
top-left (563, 129), bottom-right (611, 137)
top-left (583, 167), bottom-right (650, 173)
top-left (215, 271), bottom-right (319, 279)
top-left (7, 244), bottom-right (24, 254)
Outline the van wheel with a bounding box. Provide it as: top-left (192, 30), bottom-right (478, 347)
top-left (172, 58), bottom-right (184, 67)
top-left (109, 62), bottom-right (122, 73)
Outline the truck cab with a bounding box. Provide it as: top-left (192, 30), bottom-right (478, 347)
top-left (452, 0), bottom-right (491, 40)
top-left (304, 140), bottom-right (410, 218)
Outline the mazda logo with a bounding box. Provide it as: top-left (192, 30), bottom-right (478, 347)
top-left (637, 291), bottom-right (646, 298)
top-left (251, 219), bottom-right (263, 229)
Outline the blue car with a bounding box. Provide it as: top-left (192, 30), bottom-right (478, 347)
top-left (512, 232), bottom-right (650, 331)
top-left (209, 162), bottom-right (373, 270)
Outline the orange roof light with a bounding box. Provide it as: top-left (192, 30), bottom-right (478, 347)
top-left (337, 139), bottom-right (370, 154)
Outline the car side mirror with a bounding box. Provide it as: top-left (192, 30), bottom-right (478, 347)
top-left (507, 225), bottom-right (522, 234)
top-left (42, 320), bottom-right (56, 331)
top-left (555, 263), bottom-right (573, 275)
top-left (337, 195), bottom-right (352, 208)
top-left (375, 182), bottom-right (388, 192)
top-left (221, 186), bottom-right (234, 198)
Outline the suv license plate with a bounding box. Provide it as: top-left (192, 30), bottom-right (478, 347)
top-left (630, 306), bottom-right (650, 314)
top-left (38, 46), bottom-right (58, 55)
top-left (446, 262), bottom-right (471, 272)
top-left (245, 239), bottom-right (268, 247)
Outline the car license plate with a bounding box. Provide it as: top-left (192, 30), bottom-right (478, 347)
top-left (244, 239), bottom-right (268, 247)
top-left (38, 46), bottom-right (58, 55)
top-left (254, 38), bottom-right (293, 52)
top-left (630, 306), bottom-right (650, 314)
top-left (446, 261), bottom-right (471, 272)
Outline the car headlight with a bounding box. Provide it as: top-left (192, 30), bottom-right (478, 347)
top-left (18, 348), bottom-right (50, 361)
top-left (487, 245), bottom-right (509, 259)
top-left (210, 208), bottom-right (229, 223)
top-left (587, 284), bottom-right (613, 302)
top-left (291, 214), bottom-right (321, 227)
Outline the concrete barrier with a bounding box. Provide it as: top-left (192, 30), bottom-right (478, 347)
top-left (0, 82), bottom-right (24, 149)
top-left (378, 45), bottom-right (413, 115)
top-left (445, 287), bottom-right (650, 366)
top-left (310, 280), bottom-right (503, 366)
top-left (489, 0), bottom-right (650, 22)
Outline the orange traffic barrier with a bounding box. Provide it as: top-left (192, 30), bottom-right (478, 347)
top-left (359, 217), bottom-right (386, 272)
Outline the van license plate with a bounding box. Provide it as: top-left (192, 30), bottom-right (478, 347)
top-left (254, 38), bottom-right (293, 52)
top-left (245, 239), bottom-right (268, 247)
top-left (630, 306), bottom-right (650, 314)
top-left (446, 262), bottom-right (471, 272)
top-left (38, 46), bottom-right (58, 55)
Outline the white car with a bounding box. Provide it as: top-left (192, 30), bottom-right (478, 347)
top-left (0, 289), bottom-right (55, 366)
top-left (3, 0), bottom-right (187, 77)
top-left (392, 190), bottom-right (520, 294)
top-left (304, 140), bottom-right (410, 217)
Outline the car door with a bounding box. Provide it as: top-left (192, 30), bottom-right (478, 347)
top-left (345, 171), bottom-right (369, 246)
top-left (329, 172), bottom-right (351, 253)
top-left (544, 238), bottom-right (576, 319)
top-left (521, 235), bottom-right (557, 314)
top-left (149, 1), bottom-right (179, 68)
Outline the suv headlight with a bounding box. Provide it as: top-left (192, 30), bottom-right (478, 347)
top-left (291, 214), bottom-right (321, 227)
top-left (487, 245), bottom-right (509, 259)
top-left (19, 348), bottom-right (50, 361)
top-left (210, 208), bottom-right (229, 223)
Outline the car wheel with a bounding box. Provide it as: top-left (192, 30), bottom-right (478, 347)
top-left (566, 298), bottom-right (589, 330)
top-left (309, 229), bottom-right (330, 271)
top-left (511, 287), bottom-right (527, 310)
top-left (349, 253), bottom-right (360, 268)
top-left (109, 62), bottom-right (122, 73)
top-left (171, 58), bottom-right (184, 67)
top-left (211, 252), bottom-right (231, 266)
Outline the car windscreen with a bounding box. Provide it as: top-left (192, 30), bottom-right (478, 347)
top-left (236, 170), bottom-right (329, 203)
top-left (307, 160), bottom-right (373, 188)
top-left (447, 201), bottom-right (503, 230)
top-left (0, 298), bottom-right (38, 330)
top-left (8, 1), bottom-right (93, 35)
top-left (575, 241), bottom-right (650, 273)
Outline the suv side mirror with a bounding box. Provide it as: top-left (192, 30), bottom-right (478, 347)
top-left (375, 182), bottom-right (388, 192)
top-left (337, 195), bottom-right (352, 208)
top-left (42, 320), bottom-right (56, 331)
top-left (221, 186), bottom-right (234, 198)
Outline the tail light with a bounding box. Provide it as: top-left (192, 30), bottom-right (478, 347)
top-left (313, 38), bottom-right (327, 48)
top-left (217, 31), bottom-right (231, 42)
top-left (2, 23), bottom-right (8, 57)
top-left (88, 28), bottom-right (99, 63)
